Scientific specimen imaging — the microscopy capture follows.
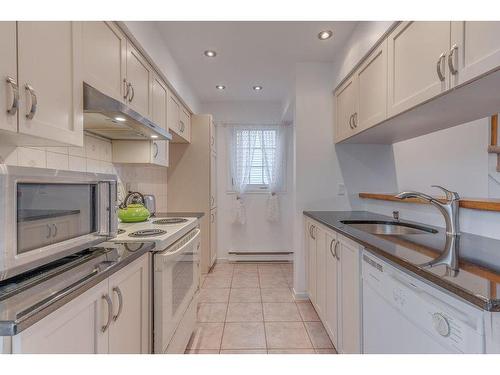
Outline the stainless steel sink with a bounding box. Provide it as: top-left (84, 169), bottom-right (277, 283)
top-left (340, 220), bottom-right (438, 235)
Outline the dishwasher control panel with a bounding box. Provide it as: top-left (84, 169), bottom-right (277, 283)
top-left (362, 251), bottom-right (485, 353)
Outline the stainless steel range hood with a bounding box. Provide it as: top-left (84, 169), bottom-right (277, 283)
top-left (83, 83), bottom-right (172, 141)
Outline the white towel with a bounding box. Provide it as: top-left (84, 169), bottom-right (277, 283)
top-left (232, 196), bottom-right (246, 225)
top-left (266, 193), bottom-right (280, 222)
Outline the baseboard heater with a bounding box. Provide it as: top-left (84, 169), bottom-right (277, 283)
top-left (228, 251), bottom-right (293, 263)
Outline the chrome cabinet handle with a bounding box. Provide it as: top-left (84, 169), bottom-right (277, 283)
top-left (123, 78), bottom-right (129, 100)
top-left (128, 83), bottom-right (135, 102)
top-left (152, 142), bottom-right (158, 158)
top-left (101, 294), bottom-right (113, 332)
top-left (52, 224), bottom-right (58, 238)
top-left (179, 120), bottom-right (185, 132)
top-left (211, 213), bottom-right (215, 223)
top-left (310, 225), bottom-right (316, 240)
top-left (112, 287), bottom-right (123, 322)
top-left (211, 196), bottom-right (215, 206)
top-left (448, 44), bottom-right (458, 75)
top-left (329, 239), bottom-right (336, 258)
top-left (436, 52), bottom-right (446, 82)
top-left (211, 136), bottom-right (215, 146)
top-left (349, 114), bottom-right (354, 129)
top-left (334, 241), bottom-right (340, 260)
top-left (6, 76), bottom-right (19, 115)
top-left (353, 112), bottom-right (358, 128)
top-left (25, 84), bottom-right (37, 120)
top-left (45, 224), bottom-right (52, 239)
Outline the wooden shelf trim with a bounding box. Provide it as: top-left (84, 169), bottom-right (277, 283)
top-left (359, 192), bottom-right (500, 212)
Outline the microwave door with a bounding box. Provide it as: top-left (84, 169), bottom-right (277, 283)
top-left (153, 229), bottom-right (200, 353)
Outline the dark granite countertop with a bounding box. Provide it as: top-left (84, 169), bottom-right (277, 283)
top-left (0, 241), bottom-right (154, 336)
top-left (155, 212), bottom-right (205, 219)
top-left (304, 210), bottom-right (500, 311)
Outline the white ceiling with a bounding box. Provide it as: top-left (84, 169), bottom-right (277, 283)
top-left (154, 21), bottom-right (358, 102)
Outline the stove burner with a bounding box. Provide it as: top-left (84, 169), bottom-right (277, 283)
top-left (117, 229), bottom-right (126, 235)
top-left (128, 229), bottom-right (167, 238)
top-left (153, 218), bottom-right (188, 225)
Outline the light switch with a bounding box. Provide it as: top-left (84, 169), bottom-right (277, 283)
top-left (337, 183), bottom-right (346, 196)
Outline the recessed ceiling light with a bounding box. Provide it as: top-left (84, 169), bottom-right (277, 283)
top-left (253, 85), bottom-right (263, 91)
top-left (150, 135), bottom-right (159, 139)
top-left (114, 116), bottom-right (126, 122)
top-left (318, 30), bottom-right (333, 40)
top-left (216, 85), bottom-right (226, 90)
top-left (204, 50), bottom-right (217, 57)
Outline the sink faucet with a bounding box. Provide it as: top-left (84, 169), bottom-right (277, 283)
top-left (395, 185), bottom-right (461, 274)
top-left (395, 185), bottom-right (460, 236)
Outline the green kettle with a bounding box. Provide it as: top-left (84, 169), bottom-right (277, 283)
top-left (118, 192), bottom-right (150, 223)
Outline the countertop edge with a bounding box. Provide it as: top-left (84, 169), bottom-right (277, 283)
top-left (0, 242), bottom-right (155, 336)
top-left (303, 211), bottom-right (499, 312)
top-left (155, 212), bottom-right (205, 219)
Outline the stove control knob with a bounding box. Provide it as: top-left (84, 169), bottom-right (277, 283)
top-left (432, 313), bottom-right (450, 337)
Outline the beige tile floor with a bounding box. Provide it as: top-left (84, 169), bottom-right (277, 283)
top-left (186, 262), bottom-right (337, 354)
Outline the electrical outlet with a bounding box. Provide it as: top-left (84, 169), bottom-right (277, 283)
top-left (337, 183), bottom-right (346, 196)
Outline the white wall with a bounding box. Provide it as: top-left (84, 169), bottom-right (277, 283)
top-left (202, 100), bottom-right (293, 260)
top-left (122, 21), bottom-right (202, 114)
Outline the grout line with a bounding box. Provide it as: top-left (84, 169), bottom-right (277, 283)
top-left (218, 265), bottom-right (235, 354)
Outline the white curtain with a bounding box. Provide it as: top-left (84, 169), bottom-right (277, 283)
top-left (227, 124), bottom-right (288, 224)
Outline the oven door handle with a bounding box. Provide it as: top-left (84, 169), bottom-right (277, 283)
top-left (156, 229), bottom-right (201, 263)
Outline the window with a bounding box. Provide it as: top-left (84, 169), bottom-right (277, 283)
top-left (229, 126), bottom-right (286, 193)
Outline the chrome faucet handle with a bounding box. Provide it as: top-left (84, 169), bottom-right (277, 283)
top-left (431, 185), bottom-right (460, 201)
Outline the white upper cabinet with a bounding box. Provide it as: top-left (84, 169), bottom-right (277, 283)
top-left (82, 21), bottom-right (127, 103)
top-left (12, 280), bottom-right (109, 354)
top-left (125, 41), bottom-right (152, 117)
top-left (150, 74), bottom-right (169, 167)
top-left (167, 89), bottom-right (191, 143)
top-left (450, 21), bottom-right (500, 87)
top-left (0, 22), bottom-right (17, 134)
top-left (16, 21), bottom-right (83, 147)
top-left (355, 39), bottom-right (388, 131)
top-left (387, 21), bottom-right (451, 117)
top-left (334, 74), bottom-right (358, 142)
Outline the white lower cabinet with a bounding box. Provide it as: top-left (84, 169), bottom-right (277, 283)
top-left (306, 217), bottom-right (362, 354)
top-left (11, 254), bottom-right (149, 354)
top-left (12, 280), bottom-right (109, 354)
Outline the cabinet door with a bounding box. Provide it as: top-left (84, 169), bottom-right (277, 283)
top-left (0, 21), bottom-right (17, 133)
top-left (338, 236), bottom-right (361, 354)
top-left (12, 280), bottom-right (109, 354)
top-left (450, 21), bottom-right (500, 87)
top-left (306, 220), bottom-right (317, 305)
top-left (210, 208), bottom-right (217, 267)
top-left (210, 116), bottom-right (216, 152)
top-left (325, 231), bottom-right (339, 350)
top-left (179, 106), bottom-right (191, 142)
top-left (17, 21), bottom-right (83, 147)
top-left (355, 40), bottom-right (388, 131)
top-left (210, 151), bottom-right (217, 209)
top-left (151, 75), bottom-right (169, 167)
top-left (167, 90), bottom-right (180, 133)
top-left (126, 41), bottom-right (151, 117)
top-left (82, 21), bottom-right (126, 102)
top-left (334, 74), bottom-right (357, 142)
top-left (315, 226), bottom-right (326, 320)
top-left (387, 21), bottom-right (451, 117)
top-left (108, 254), bottom-right (150, 354)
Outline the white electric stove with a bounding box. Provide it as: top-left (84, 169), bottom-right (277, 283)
top-left (109, 216), bottom-right (200, 354)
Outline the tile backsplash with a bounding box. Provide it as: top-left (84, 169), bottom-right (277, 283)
top-left (0, 133), bottom-right (168, 212)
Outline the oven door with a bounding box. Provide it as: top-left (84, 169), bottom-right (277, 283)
top-left (153, 228), bottom-right (200, 354)
top-left (0, 166), bottom-right (117, 281)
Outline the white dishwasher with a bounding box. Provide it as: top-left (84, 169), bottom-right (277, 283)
top-left (362, 251), bottom-right (485, 353)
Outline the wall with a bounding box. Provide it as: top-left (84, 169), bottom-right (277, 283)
top-left (0, 134), bottom-right (168, 212)
top-left (202, 100), bottom-right (294, 261)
